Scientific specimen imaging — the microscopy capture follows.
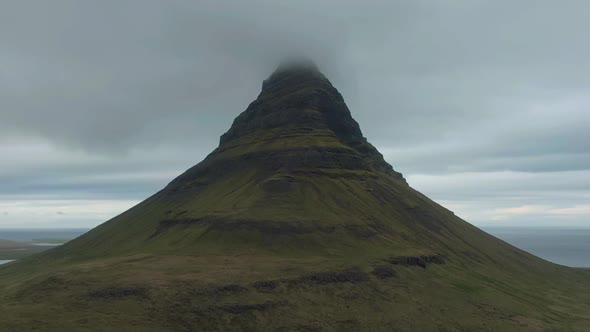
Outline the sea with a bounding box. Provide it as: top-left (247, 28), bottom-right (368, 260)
top-left (0, 229), bottom-right (88, 242)
top-left (0, 227), bottom-right (588, 267)
top-left (484, 227), bottom-right (590, 268)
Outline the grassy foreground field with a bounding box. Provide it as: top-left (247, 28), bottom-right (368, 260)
top-left (0, 248), bottom-right (589, 331)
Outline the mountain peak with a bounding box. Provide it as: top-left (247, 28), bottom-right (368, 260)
top-left (214, 59), bottom-right (403, 180)
top-left (261, 57), bottom-right (325, 92)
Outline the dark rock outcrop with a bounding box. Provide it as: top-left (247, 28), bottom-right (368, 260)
top-left (218, 301), bottom-right (275, 314)
top-left (88, 287), bottom-right (147, 299)
top-left (385, 255), bottom-right (446, 268)
top-left (371, 265), bottom-right (398, 279)
top-left (251, 267), bottom-right (370, 293)
top-left (297, 268), bottom-right (369, 285)
top-left (253, 280), bottom-right (280, 292)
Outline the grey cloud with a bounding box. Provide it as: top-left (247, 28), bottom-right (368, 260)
top-left (0, 143), bottom-right (193, 200)
top-left (2, 1), bottom-right (589, 155)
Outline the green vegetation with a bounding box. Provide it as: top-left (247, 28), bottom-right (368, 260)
top-left (0, 63), bottom-right (588, 331)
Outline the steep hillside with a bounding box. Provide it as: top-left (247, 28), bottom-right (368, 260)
top-left (0, 61), bottom-right (588, 331)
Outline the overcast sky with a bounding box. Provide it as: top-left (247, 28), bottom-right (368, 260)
top-left (1, 1), bottom-right (589, 229)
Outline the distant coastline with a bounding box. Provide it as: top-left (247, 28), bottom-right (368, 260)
top-left (0, 228), bottom-right (87, 262)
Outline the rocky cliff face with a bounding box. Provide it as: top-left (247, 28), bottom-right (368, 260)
top-left (221, 61), bottom-right (363, 146)
top-left (167, 61), bottom-right (403, 193)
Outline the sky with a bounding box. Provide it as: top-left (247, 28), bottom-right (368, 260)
top-left (1, 1), bottom-right (589, 229)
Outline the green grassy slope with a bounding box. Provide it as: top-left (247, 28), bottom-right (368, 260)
top-left (0, 62), bottom-right (588, 331)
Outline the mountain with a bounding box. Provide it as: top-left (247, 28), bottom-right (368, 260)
top-left (0, 61), bottom-right (589, 331)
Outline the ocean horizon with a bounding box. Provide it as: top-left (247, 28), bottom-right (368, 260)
top-left (483, 226), bottom-right (590, 268)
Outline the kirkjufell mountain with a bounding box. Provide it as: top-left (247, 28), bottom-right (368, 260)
top-left (1, 62), bottom-right (589, 331)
